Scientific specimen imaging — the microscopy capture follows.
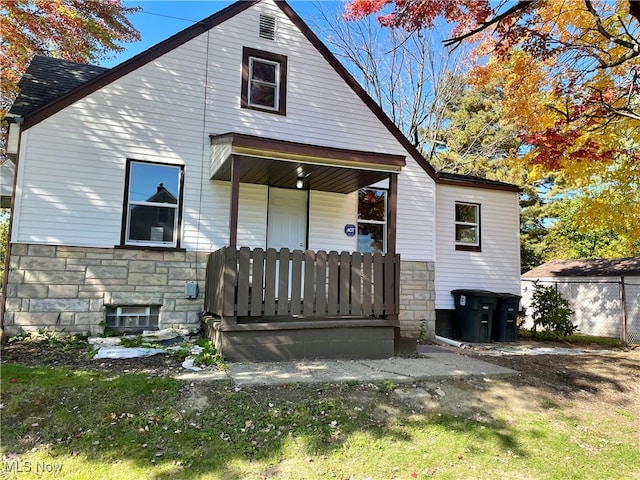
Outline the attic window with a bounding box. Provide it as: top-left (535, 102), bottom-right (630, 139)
top-left (241, 47), bottom-right (287, 115)
top-left (259, 14), bottom-right (276, 40)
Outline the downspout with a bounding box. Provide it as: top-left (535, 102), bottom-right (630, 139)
top-left (1, 116), bottom-right (23, 342)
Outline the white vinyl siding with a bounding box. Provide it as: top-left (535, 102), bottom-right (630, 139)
top-left (396, 161), bottom-right (436, 261)
top-left (12, 0), bottom-right (434, 261)
top-left (435, 185), bottom-right (520, 309)
top-left (308, 191), bottom-right (357, 252)
top-left (185, 182), bottom-right (268, 251)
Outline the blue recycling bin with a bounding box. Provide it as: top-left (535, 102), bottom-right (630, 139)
top-left (451, 290), bottom-right (498, 343)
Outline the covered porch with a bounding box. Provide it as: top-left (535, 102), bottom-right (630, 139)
top-left (203, 133), bottom-right (405, 361)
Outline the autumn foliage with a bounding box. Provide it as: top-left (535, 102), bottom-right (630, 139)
top-left (347, 0), bottom-right (640, 254)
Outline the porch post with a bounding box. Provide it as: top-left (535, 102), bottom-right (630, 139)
top-left (387, 172), bottom-right (398, 255)
top-left (387, 172), bottom-right (400, 323)
top-left (229, 156), bottom-right (240, 249)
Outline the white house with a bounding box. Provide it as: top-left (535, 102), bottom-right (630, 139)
top-left (1, 0), bottom-right (521, 360)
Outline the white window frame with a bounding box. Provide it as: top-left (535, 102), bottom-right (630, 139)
top-left (357, 188), bottom-right (387, 253)
top-left (124, 161), bottom-right (182, 248)
top-left (455, 202), bottom-right (480, 248)
top-left (241, 47), bottom-right (287, 115)
top-left (248, 56), bottom-right (280, 111)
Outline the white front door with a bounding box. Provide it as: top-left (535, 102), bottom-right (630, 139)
top-left (267, 187), bottom-right (307, 250)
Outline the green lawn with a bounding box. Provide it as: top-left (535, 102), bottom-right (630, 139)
top-left (1, 364), bottom-right (638, 479)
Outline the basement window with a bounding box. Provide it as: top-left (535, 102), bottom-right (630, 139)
top-left (105, 306), bottom-right (160, 333)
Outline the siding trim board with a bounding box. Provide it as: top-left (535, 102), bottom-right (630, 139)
top-left (224, 132), bottom-right (406, 168)
top-left (210, 132), bottom-right (404, 194)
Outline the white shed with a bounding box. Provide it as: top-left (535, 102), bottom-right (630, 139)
top-left (521, 258), bottom-right (640, 344)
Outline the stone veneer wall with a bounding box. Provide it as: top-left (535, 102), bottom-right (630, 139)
top-left (3, 244), bottom-right (207, 336)
top-left (398, 260), bottom-right (436, 339)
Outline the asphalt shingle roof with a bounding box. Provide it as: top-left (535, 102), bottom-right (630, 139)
top-left (9, 55), bottom-right (108, 117)
top-left (522, 257), bottom-right (640, 278)
top-left (437, 171), bottom-right (520, 189)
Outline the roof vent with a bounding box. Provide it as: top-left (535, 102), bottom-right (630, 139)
top-left (259, 14), bottom-right (276, 40)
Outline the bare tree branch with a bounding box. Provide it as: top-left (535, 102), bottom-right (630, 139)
top-left (313, 1), bottom-right (470, 153)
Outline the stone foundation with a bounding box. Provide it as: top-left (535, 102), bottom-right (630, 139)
top-left (3, 244), bottom-right (207, 336)
top-left (3, 246), bottom-right (437, 343)
top-left (398, 260), bottom-right (436, 340)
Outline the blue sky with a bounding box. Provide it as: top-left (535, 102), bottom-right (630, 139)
top-left (104, 1), bottom-right (344, 67)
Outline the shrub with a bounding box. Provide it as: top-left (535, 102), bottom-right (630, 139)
top-left (530, 281), bottom-right (577, 338)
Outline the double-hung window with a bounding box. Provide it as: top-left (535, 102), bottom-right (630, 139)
top-left (241, 47), bottom-right (287, 115)
top-left (358, 188), bottom-right (387, 253)
top-left (455, 202), bottom-right (480, 251)
top-left (123, 160), bottom-right (183, 248)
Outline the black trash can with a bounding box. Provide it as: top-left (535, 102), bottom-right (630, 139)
top-left (451, 290), bottom-right (498, 343)
top-left (492, 293), bottom-right (521, 342)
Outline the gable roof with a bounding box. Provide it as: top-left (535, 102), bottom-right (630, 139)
top-left (10, 0), bottom-right (520, 192)
top-left (15, 0), bottom-right (258, 129)
top-left (522, 258), bottom-right (640, 278)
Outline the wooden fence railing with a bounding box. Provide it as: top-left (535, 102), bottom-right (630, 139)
top-left (205, 247), bottom-right (399, 321)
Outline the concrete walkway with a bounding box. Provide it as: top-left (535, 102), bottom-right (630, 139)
top-left (175, 346), bottom-right (517, 386)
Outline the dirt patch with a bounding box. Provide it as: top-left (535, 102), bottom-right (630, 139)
top-left (0, 338), bottom-right (185, 376)
top-left (457, 346), bottom-right (640, 422)
top-left (2, 339), bottom-right (639, 424)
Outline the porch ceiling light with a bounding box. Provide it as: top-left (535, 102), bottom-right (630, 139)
top-left (296, 178), bottom-right (304, 189)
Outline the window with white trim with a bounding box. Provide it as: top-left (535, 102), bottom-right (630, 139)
top-left (123, 160), bottom-right (182, 247)
top-left (455, 202), bottom-right (480, 250)
top-left (241, 47), bottom-right (287, 115)
top-left (358, 188), bottom-right (387, 253)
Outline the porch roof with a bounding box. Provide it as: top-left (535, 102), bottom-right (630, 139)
top-left (210, 133), bottom-right (405, 194)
